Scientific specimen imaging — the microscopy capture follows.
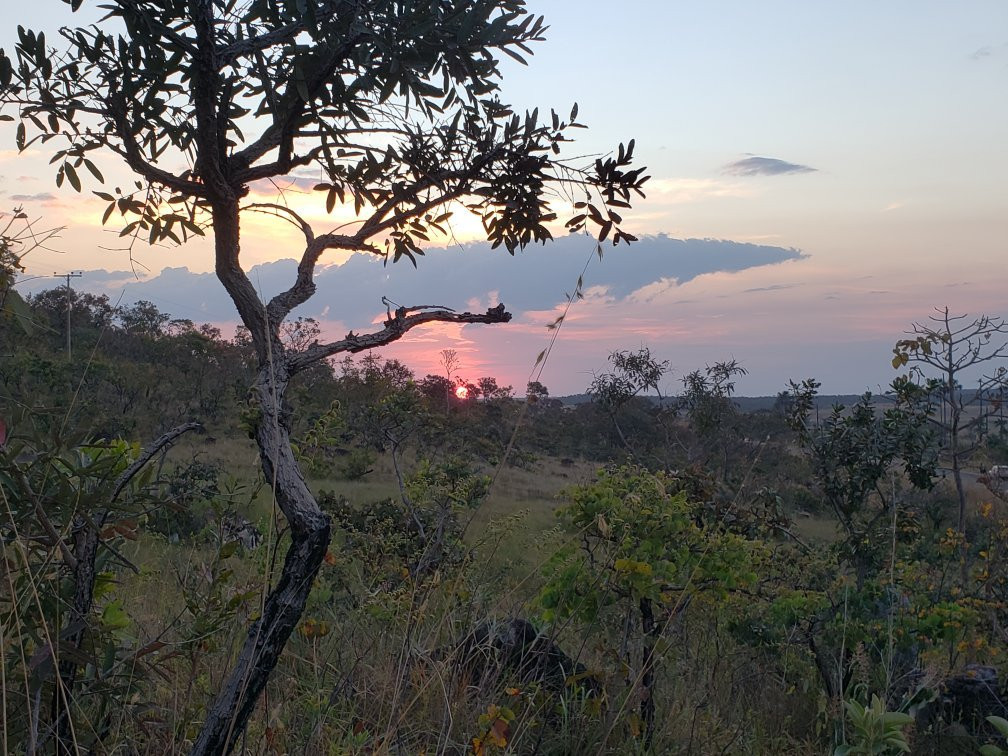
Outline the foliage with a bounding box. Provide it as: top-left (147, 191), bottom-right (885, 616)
top-left (835, 694), bottom-right (913, 755)
top-left (0, 417), bottom-right (168, 751)
top-left (980, 716), bottom-right (1008, 756)
top-left (321, 457), bottom-right (490, 591)
top-left (784, 377), bottom-right (939, 582)
top-left (540, 465), bottom-right (758, 746)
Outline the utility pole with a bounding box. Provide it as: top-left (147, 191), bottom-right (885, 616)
top-left (54, 271), bottom-right (82, 360)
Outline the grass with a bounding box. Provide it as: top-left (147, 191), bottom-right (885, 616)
top-left (74, 438), bottom-right (993, 754)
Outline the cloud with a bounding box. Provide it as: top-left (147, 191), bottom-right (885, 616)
top-left (641, 177), bottom-right (752, 203)
top-left (743, 283), bottom-right (796, 293)
top-left (9, 192), bottom-right (56, 202)
top-left (722, 156), bottom-right (817, 177)
top-left (17, 234), bottom-right (807, 329)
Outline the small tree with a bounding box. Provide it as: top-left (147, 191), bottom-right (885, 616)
top-left (892, 308), bottom-right (1008, 533)
top-left (679, 359), bottom-right (748, 479)
top-left (540, 465), bottom-right (756, 748)
top-left (0, 2), bottom-right (646, 751)
top-left (588, 346), bottom-right (670, 457)
top-left (0, 208), bottom-right (62, 334)
top-left (784, 377), bottom-right (938, 586)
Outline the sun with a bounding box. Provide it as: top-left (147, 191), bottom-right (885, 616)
top-left (454, 385), bottom-right (469, 400)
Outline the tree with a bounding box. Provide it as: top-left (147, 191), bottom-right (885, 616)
top-left (893, 308), bottom-right (1008, 534)
top-left (525, 379), bottom-right (549, 402)
top-left (439, 347), bottom-right (460, 411)
top-left (784, 377), bottom-right (938, 585)
top-left (588, 346), bottom-right (669, 457)
top-left (0, 2), bottom-right (646, 751)
top-left (540, 466), bottom-right (755, 748)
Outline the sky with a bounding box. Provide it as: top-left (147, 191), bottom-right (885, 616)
top-left (2, 2), bottom-right (1006, 396)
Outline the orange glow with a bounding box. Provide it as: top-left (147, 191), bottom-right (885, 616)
top-left (454, 385), bottom-right (469, 400)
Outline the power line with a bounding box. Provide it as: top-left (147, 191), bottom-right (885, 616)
top-left (54, 272), bottom-right (83, 360)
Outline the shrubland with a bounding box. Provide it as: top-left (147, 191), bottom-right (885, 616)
top-left (3, 291), bottom-right (1008, 754)
top-left (0, 0), bottom-right (1005, 751)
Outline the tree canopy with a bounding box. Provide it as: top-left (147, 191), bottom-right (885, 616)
top-left (1, 0), bottom-right (646, 360)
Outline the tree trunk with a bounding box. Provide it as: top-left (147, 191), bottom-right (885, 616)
top-left (639, 597), bottom-right (657, 751)
top-left (52, 422), bottom-right (201, 755)
top-left (52, 521), bottom-right (99, 755)
top-left (191, 363), bottom-right (331, 755)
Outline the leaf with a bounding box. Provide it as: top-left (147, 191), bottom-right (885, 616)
top-left (489, 717), bottom-right (509, 747)
top-left (881, 712), bottom-right (913, 726)
top-left (83, 159), bottom-right (104, 182)
top-left (988, 716), bottom-right (1008, 738)
top-left (101, 600), bottom-right (130, 631)
top-left (64, 162), bottom-right (81, 192)
top-left (218, 540), bottom-right (239, 559)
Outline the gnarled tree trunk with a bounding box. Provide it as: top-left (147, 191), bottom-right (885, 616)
top-left (192, 359), bottom-right (331, 755)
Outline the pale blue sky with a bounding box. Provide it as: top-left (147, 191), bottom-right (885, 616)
top-left (1, 2), bottom-right (1005, 394)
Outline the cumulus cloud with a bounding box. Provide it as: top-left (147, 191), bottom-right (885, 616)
top-left (722, 156), bottom-right (817, 177)
top-left (17, 235), bottom-right (807, 329)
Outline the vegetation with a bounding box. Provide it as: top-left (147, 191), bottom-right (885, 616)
top-left (2, 288), bottom-right (1008, 753)
top-left (0, 1), bottom-right (1006, 754)
top-left (1, 0), bottom-right (646, 750)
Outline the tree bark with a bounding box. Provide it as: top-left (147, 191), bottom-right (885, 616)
top-left (191, 362), bottom-right (330, 755)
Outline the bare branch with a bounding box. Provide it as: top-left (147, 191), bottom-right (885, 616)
top-left (288, 303), bottom-right (511, 372)
top-left (218, 22), bottom-right (304, 64)
top-left (234, 146), bottom-right (327, 184)
top-left (111, 421), bottom-right (203, 503)
top-left (264, 228), bottom-right (380, 325)
top-left (106, 95), bottom-right (209, 197)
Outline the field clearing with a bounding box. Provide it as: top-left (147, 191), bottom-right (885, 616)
top-left (167, 436), bottom-right (598, 591)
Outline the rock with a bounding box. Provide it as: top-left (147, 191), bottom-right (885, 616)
top-left (452, 617), bottom-right (599, 694)
top-left (916, 664), bottom-right (1005, 742)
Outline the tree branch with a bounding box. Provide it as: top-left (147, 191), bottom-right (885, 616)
top-left (218, 22), bottom-right (305, 64)
top-left (263, 223), bottom-right (380, 324)
top-left (111, 421), bottom-right (203, 503)
top-left (288, 303), bottom-right (511, 372)
top-left (228, 34), bottom-right (362, 178)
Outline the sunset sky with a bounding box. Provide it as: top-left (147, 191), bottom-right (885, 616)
top-left (2, 2), bottom-right (1006, 396)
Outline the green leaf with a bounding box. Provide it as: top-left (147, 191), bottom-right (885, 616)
top-left (4, 289), bottom-right (35, 334)
top-left (101, 600), bottom-right (130, 631)
top-left (218, 540), bottom-right (239, 559)
top-left (988, 717), bottom-right (1008, 739)
top-left (881, 712), bottom-right (913, 726)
